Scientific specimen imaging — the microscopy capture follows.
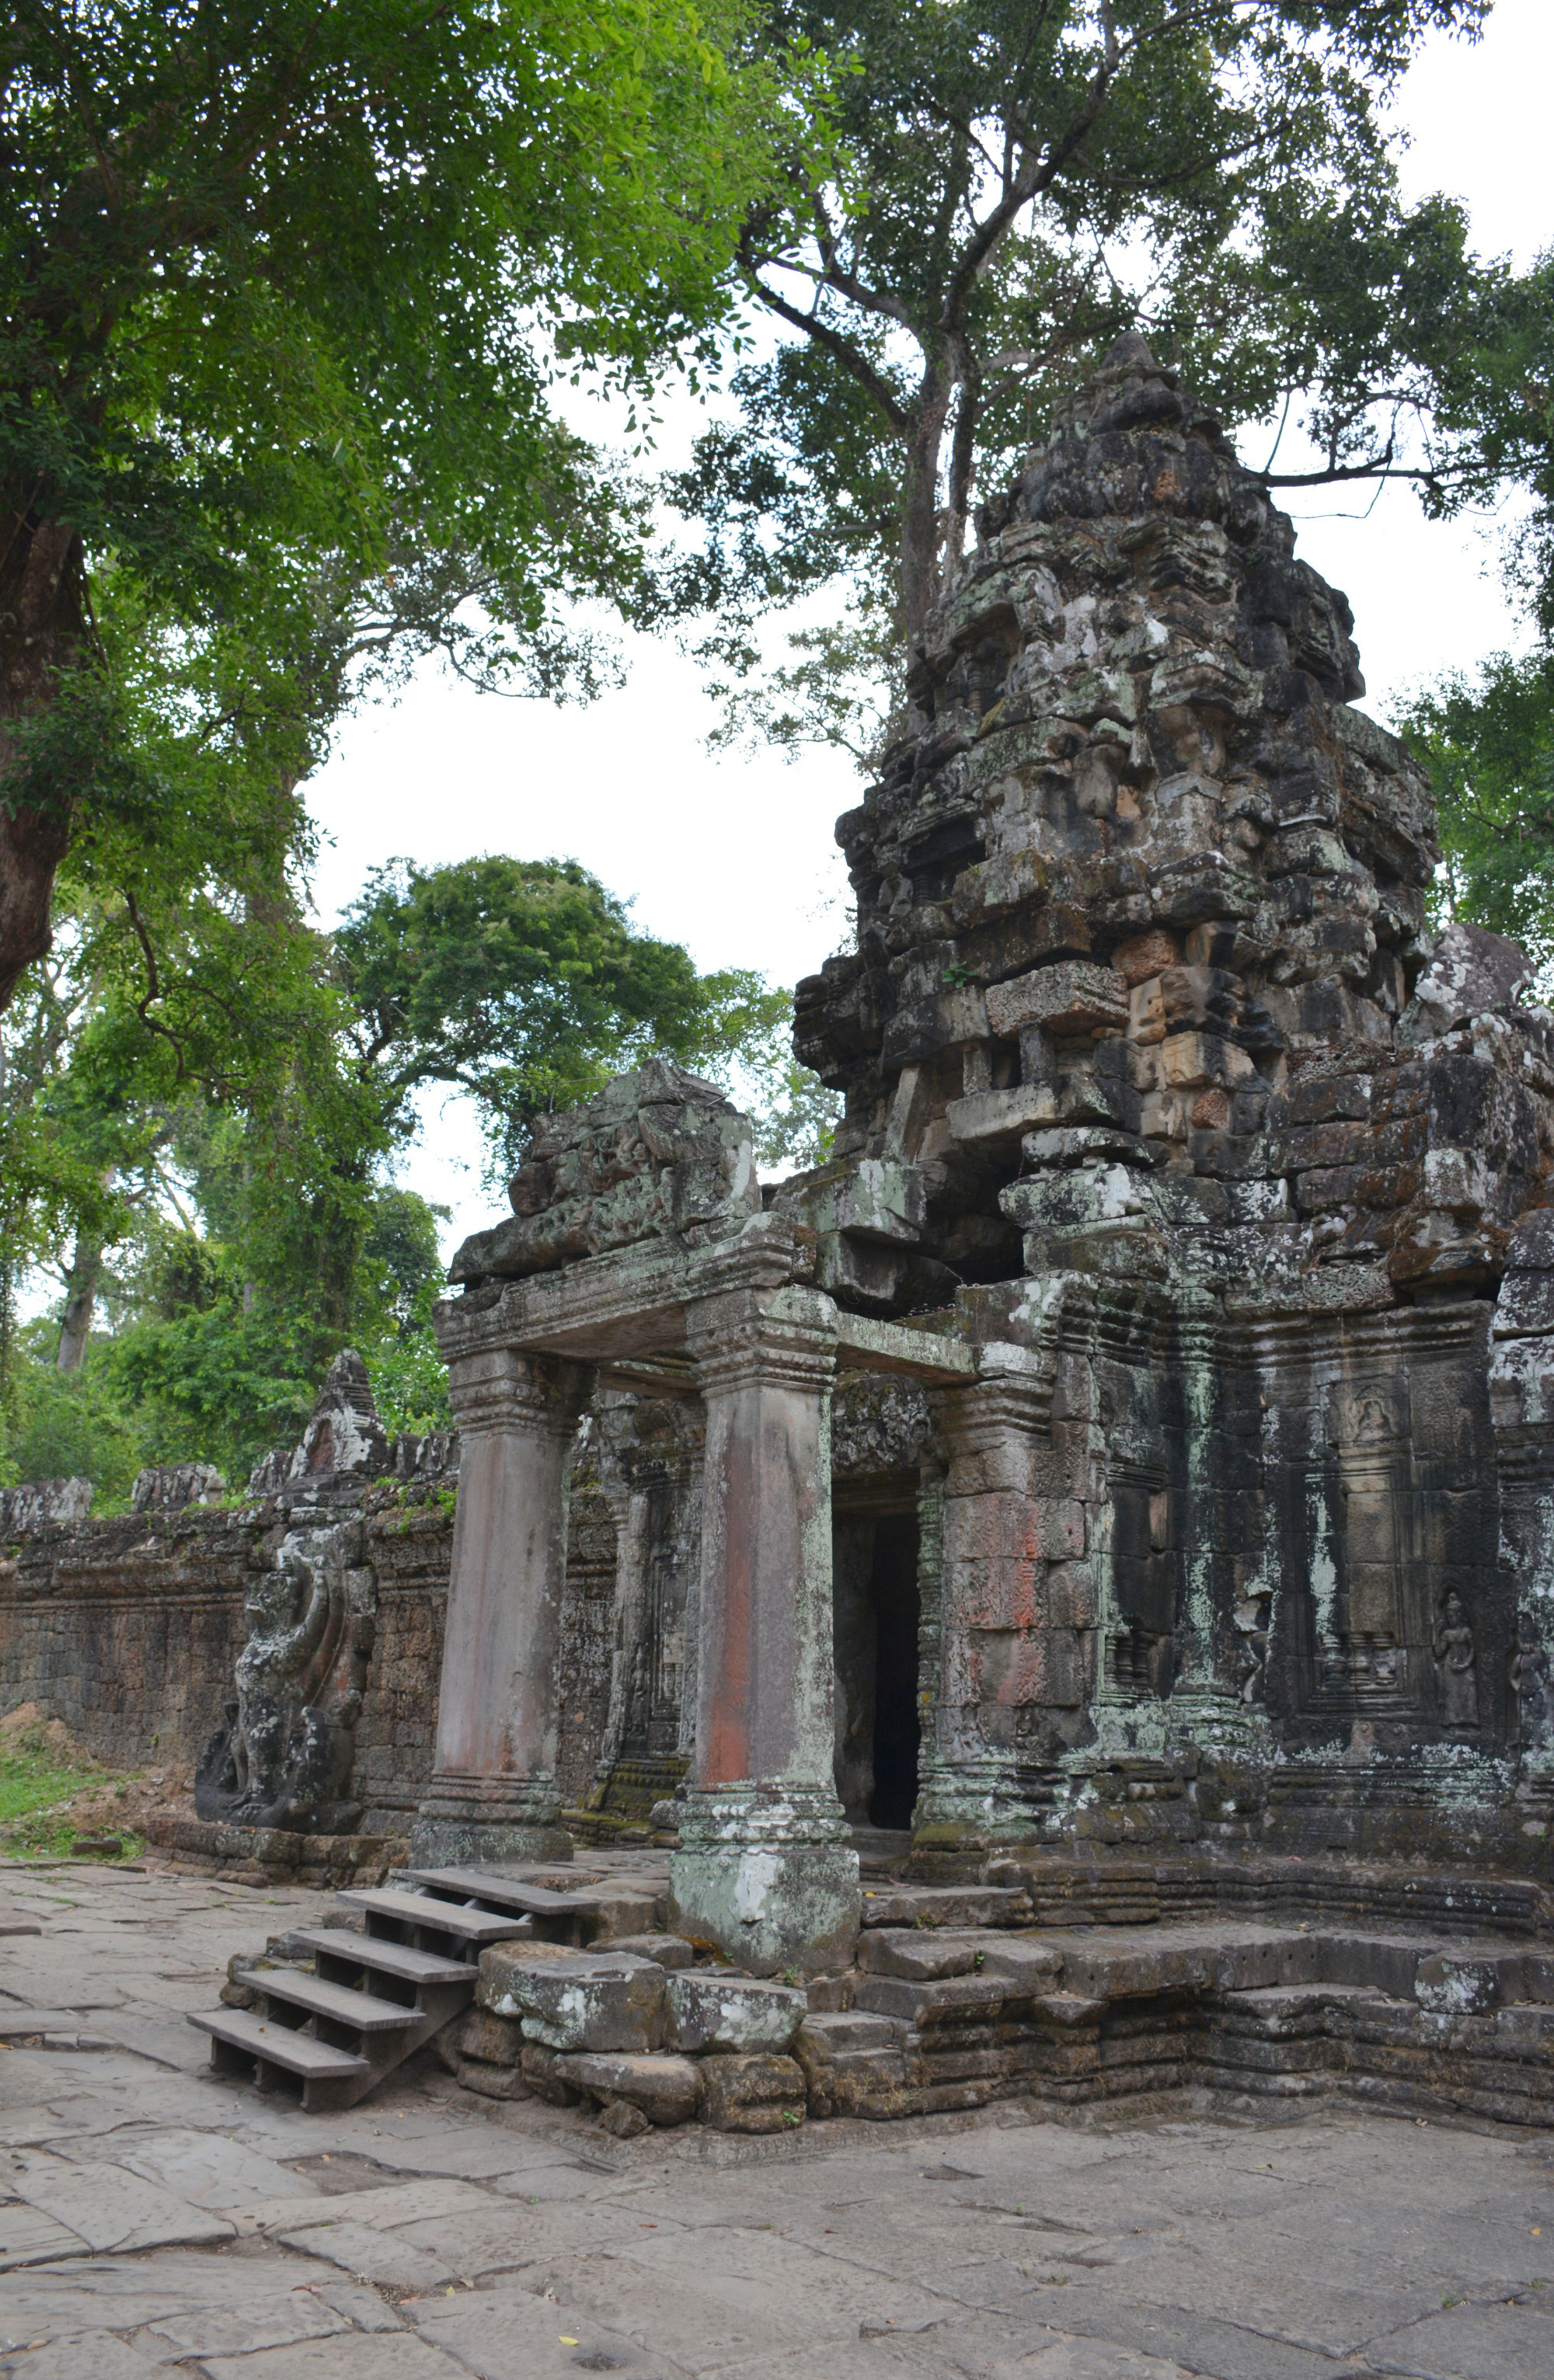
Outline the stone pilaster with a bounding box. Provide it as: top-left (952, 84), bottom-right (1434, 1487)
top-left (918, 1345), bottom-right (1063, 1847)
top-left (413, 1345), bottom-right (592, 1864)
top-left (669, 1282), bottom-right (859, 1974)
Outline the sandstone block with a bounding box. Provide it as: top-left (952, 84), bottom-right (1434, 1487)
top-left (479, 1950), bottom-right (666, 2051)
top-left (856, 1927), bottom-right (986, 1981)
top-left (555, 2050), bottom-right (702, 2126)
top-left (855, 1972), bottom-right (1006, 2025)
top-left (458, 2058), bottom-right (529, 2100)
top-left (1157, 1031), bottom-right (1254, 1089)
top-left (519, 2043), bottom-right (581, 2104)
top-left (986, 962), bottom-right (1127, 1039)
top-left (457, 2009), bottom-right (523, 2066)
top-left (665, 1971), bottom-right (807, 2053)
top-left (697, 2052), bottom-right (807, 2133)
top-left (581, 1883), bottom-right (665, 1943)
top-left (859, 1885), bottom-right (1030, 1929)
top-left (974, 1939), bottom-right (1064, 1992)
top-left (608, 1932), bottom-right (695, 1968)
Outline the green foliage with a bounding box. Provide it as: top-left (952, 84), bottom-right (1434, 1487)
top-left (1395, 654), bottom-right (1554, 979)
top-left (653, 0), bottom-right (1530, 763)
top-left (0, 1324), bottom-right (148, 1506)
top-left (337, 854), bottom-right (818, 1183)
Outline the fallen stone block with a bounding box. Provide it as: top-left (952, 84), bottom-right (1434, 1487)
top-left (457, 2009), bottom-right (522, 2066)
top-left (555, 2051), bottom-right (702, 2126)
top-left (521, 2043), bottom-right (582, 2105)
top-left (665, 1971), bottom-right (807, 2053)
top-left (609, 1932), bottom-right (696, 1968)
top-left (598, 2097), bottom-right (652, 2138)
top-left (458, 2057), bottom-right (529, 2101)
top-left (698, 2051), bottom-right (807, 2133)
top-left (479, 1949), bottom-right (666, 2051)
top-left (580, 1882), bottom-right (665, 1943)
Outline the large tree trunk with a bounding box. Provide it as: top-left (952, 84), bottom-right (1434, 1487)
top-left (0, 510), bottom-right (88, 1013)
top-left (899, 363), bottom-right (953, 660)
top-left (56, 1230), bottom-right (105, 1373)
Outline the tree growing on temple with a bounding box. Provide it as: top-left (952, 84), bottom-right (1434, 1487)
top-left (657, 0), bottom-right (1535, 762)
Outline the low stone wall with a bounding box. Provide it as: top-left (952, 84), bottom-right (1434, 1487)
top-left (0, 1470), bottom-right (621, 1832)
top-left (0, 1508), bottom-right (253, 1769)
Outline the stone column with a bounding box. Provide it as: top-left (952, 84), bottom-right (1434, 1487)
top-left (413, 1345), bottom-right (592, 1866)
top-left (669, 1282), bottom-right (859, 1974)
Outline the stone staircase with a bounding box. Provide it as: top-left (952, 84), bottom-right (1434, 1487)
top-left (189, 1864), bottom-right (600, 2111)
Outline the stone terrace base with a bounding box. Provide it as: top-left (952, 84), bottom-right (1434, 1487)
top-left (144, 1814), bottom-right (406, 1889)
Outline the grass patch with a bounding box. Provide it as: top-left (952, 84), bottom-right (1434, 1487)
top-left (0, 1726), bottom-right (144, 1860)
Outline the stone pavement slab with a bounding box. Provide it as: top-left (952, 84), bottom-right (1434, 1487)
top-left (1364, 2298), bottom-right (1554, 2379)
top-left (2, 2330), bottom-right (162, 2379)
top-left (409, 2279), bottom-right (679, 2375)
top-left (8, 1863), bottom-right (1554, 2378)
top-left (89, 2124), bottom-right (323, 2210)
top-left (276, 2216), bottom-right (458, 2291)
top-left (3, 2145), bottom-right (234, 2253)
top-left (199, 2336), bottom-right (454, 2378)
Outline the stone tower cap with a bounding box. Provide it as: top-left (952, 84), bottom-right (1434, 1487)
top-left (1103, 329), bottom-right (1157, 371)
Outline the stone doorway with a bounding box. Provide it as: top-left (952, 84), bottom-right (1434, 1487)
top-left (833, 1505), bottom-right (922, 1832)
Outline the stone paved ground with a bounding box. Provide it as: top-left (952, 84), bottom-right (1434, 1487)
top-left (2, 1864), bottom-right (1552, 2379)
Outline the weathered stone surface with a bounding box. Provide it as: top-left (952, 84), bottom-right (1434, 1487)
top-left (132, 1463), bottom-right (226, 1513)
top-left (664, 1971), bottom-right (807, 2053)
top-left (456, 2056), bottom-right (529, 2100)
top-left (479, 1950), bottom-right (667, 2051)
top-left (0, 1476), bottom-right (92, 1531)
top-left (449, 1059), bottom-right (759, 1285)
top-left (554, 2049), bottom-right (703, 2124)
top-left (696, 2051), bottom-right (807, 2133)
top-left (607, 1931), bottom-right (695, 1968)
top-left (1402, 920), bottom-right (1535, 1039)
top-left (194, 1517), bottom-right (378, 1835)
top-left (455, 2008), bottom-right (523, 2065)
top-left (855, 1926), bottom-right (988, 1980)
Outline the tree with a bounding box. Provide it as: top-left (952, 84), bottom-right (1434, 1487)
top-left (1396, 653), bottom-right (1554, 979)
top-left (0, 0), bottom-right (791, 1007)
top-left (335, 854), bottom-right (800, 1186)
top-left (657, 0), bottom-right (1520, 760)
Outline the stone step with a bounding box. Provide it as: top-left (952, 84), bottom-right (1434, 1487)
top-left (290, 1928), bottom-right (476, 1987)
top-left (255, 1969), bottom-right (425, 2034)
top-left (405, 1866), bottom-right (599, 1921)
top-left (188, 2007), bottom-right (371, 2082)
top-left (336, 1887), bottom-right (531, 1947)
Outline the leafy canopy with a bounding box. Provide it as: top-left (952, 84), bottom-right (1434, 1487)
top-left (650, 0), bottom-right (1534, 763)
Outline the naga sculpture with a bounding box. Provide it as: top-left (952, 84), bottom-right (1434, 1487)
top-left (196, 1531), bottom-right (378, 1833)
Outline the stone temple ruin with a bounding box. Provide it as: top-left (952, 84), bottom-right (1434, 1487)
top-left (20, 331), bottom-right (1554, 2131)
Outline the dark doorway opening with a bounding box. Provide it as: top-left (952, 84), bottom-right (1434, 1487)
top-left (869, 1513), bottom-right (922, 1829)
top-left (833, 1508), bottom-right (922, 1832)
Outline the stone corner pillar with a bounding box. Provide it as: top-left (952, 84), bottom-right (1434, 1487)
top-left (668, 1280), bottom-right (859, 1975)
top-left (916, 1343), bottom-right (1057, 1853)
top-left (412, 1338), bottom-right (592, 1867)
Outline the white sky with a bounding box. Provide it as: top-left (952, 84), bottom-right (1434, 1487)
top-left (305, 0), bottom-right (1554, 1257)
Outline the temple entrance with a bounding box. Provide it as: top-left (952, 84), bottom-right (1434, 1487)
top-left (833, 1505), bottom-right (922, 1832)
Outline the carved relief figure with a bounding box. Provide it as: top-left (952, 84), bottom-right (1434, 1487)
top-left (1432, 1592), bottom-right (1479, 1731)
top-left (1509, 1620), bottom-right (1552, 1749)
top-left (196, 1536), bottom-right (378, 1832)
